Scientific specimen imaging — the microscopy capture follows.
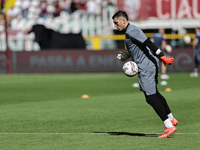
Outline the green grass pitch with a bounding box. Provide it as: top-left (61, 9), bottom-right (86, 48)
top-left (0, 73), bottom-right (200, 150)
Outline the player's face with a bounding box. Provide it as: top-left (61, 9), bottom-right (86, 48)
top-left (113, 17), bottom-right (126, 31)
top-left (195, 28), bottom-right (200, 33)
top-left (159, 28), bottom-right (165, 34)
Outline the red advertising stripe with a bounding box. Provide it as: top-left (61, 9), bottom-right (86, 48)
top-left (117, 0), bottom-right (200, 20)
top-left (149, 0), bottom-right (200, 19)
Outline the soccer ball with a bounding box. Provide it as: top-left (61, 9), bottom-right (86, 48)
top-left (165, 44), bottom-right (172, 53)
top-left (183, 35), bottom-right (191, 43)
top-left (122, 61), bottom-right (138, 77)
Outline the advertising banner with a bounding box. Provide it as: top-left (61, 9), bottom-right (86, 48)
top-left (117, 0), bottom-right (200, 20)
top-left (0, 49), bottom-right (195, 73)
top-left (151, 0), bottom-right (200, 19)
top-left (0, 50), bottom-right (123, 73)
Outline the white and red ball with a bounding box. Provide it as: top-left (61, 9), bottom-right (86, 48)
top-left (122, 61), bottom-right (138, 77)
top-left (183, 35), bottom-right (191, 43)
top-left (165, 44), bottom-right (172, 53)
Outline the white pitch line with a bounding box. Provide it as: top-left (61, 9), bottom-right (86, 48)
top-left (174, 133), bottom-right (200, 135)
top-left (0, 132), bottom-right (199, 135)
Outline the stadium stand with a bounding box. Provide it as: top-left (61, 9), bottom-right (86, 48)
top-left (7, 0), bottom-right (116, 36)
top-left (0, 0), bottom-right (117, 51)
top-left (1, 0), bottom-right (200, 51)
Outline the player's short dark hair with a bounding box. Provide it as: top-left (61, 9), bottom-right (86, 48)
top-left (112, 11), bottom-right (129, 21)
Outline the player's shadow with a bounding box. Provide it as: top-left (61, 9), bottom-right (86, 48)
top-left (94, 132), bottom-right (159, 137)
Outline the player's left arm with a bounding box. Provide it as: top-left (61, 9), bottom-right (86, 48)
top-left (162, 39), bottom-right (167, 51)
top-left (143, 38), bottom-right (174, 65)
top-left (193, 38), bottom-right (199, 47)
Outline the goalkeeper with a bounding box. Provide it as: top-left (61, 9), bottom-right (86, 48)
top-left (112, 11), bottom-right (178, 138)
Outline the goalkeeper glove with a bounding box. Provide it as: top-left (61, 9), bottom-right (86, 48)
top-left (160, 56), bottom-right (174, 65)
top-left (117, 50), bottom-right (130, 61)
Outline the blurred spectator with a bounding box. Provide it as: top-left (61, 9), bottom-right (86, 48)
top-left (1, 0), bottom-right (5, 13)
top-left (151, 28), bottom-right (169, 80)
top-left (78, 0), bottom-right (87, 11)
top-left (21, 0), bottom-right (30, 18)
top-left (7, 6), bottom-right (19, 26)
top-left (86, 0), bottom-right (97, 14)
top-left (59, 0), bottom-right (71, 13)
top-left (185, 27), bottom-right (200, 77)
top-left (70, 0), bottom-right (79, 14)
top-left (107, 0), bottom-right (113, 6)
top-left (46, 4), bottom-right (55, 18)
top-left (39, 0), bottom-right (48, 18)
top-left (0, 0), bottom-right (5, 23)
top-left (53, 1), bottom-right (62, 17)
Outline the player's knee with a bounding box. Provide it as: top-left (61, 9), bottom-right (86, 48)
top-left (145, 93), bottom-right (157, 105)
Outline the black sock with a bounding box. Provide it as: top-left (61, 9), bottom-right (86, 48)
top-left (144, 92), bottom-right (168, 121)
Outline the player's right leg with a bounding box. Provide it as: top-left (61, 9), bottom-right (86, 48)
top-left (144, 93), bottom-right (176, 138)
top-left (156, 91), bottom-right (178, 126)
top-left (190, 54), bottom-right (198, 77)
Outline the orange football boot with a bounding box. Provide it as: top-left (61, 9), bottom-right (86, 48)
top-left (171, 117), bottom-right (178, 126)
top-left (158, 126), bottom-right (177, 138)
